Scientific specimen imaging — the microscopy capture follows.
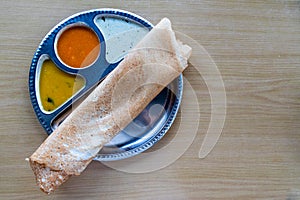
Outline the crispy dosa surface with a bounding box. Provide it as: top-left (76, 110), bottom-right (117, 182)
top-left (29, 18), bottom-right (192, 194)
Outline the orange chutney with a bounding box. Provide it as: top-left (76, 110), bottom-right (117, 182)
top-left (57, 26), bottom-right (100, 68)
top-left (39, 60), bottom-right (85, 111)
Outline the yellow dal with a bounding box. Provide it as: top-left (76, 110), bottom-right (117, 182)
top-left (39, 60), bottom-right (85, 111)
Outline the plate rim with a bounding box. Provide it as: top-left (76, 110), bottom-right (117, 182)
top-left (28, 8), bottom-right (183, 161)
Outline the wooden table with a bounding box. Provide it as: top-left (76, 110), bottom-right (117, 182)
top-left (1, 1), bottom-right (299, 199)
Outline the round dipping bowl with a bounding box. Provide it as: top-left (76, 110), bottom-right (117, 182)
top-left (55, 24), bottom-right (101, 69)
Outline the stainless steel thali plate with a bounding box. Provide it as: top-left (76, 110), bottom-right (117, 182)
top-left (29, 9), bottom-right (183, 161)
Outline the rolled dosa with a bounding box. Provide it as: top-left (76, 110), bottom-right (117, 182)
top-left (29, 18), bottom-right (192, 194)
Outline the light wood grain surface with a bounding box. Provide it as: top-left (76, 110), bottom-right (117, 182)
top-left (1, 0), bottom-right (300, 199)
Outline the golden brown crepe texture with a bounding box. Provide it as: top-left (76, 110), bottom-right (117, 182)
top-left (29, 17), bottom-right (192, 194)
